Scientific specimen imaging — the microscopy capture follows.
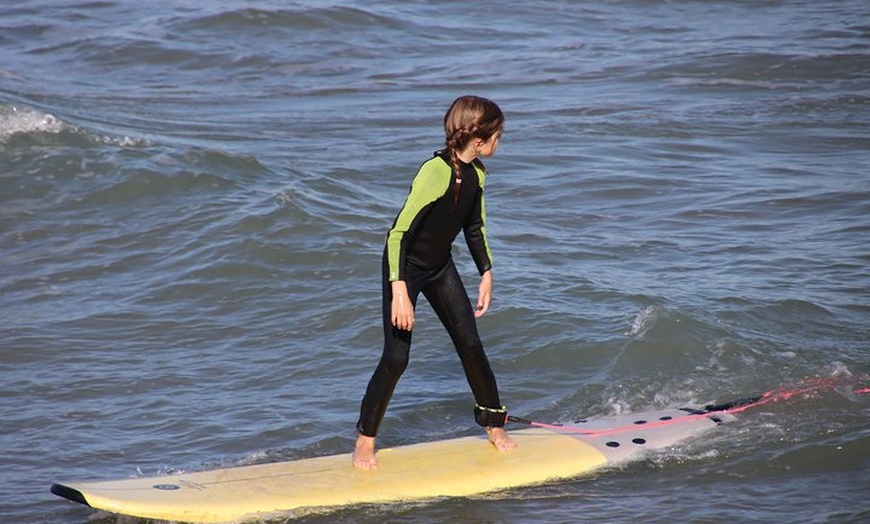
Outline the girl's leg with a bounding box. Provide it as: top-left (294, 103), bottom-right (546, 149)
top-left (356, 324), bottom-right (412, 438)
top-left (423, 261), bottom-right (515, 452)
top-left (354, 259), bottom-right (420, 468)
top-left (422, 261), bottom-right (502, 415)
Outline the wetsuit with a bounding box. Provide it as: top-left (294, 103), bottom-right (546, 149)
top-left (356, 150), bottom-right (506, 438)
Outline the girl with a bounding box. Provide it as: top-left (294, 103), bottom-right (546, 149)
top-left (353, 95), bottom-right (516, 470)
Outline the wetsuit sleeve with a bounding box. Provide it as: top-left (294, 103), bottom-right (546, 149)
top-left (386, 160), bottom-right (451, 281)
top-left (463, 167), bottom-right (493, 275)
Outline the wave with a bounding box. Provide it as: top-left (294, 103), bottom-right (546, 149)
top-left (0, 105), bottom-right (66, 143)
top-left (0, 103), bottom-right (148, 147)
top-left (39, 5), bottom-right (406, 73)
top-left (171, 5), bottom-right (403, 33)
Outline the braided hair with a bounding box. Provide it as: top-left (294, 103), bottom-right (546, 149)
top-left (443, 96), bottom-right (505, 206)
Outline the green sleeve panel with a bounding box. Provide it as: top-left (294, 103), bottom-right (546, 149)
top-left (386, 158), bottom-right (452, 282)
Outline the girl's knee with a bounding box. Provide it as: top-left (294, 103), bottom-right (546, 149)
top-left (456, 336), bottom-right (484, 358)
top-left (382, 350), bottom-right (409, 376)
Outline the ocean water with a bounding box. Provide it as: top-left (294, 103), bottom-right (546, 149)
top-left (2, 1), bottom-right (868, 523)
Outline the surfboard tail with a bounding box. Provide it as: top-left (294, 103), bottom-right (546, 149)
top-left (702, 395), bottom-right (764, 413)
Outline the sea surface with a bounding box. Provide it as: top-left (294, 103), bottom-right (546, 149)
top-left (2, 1), bottom-right (868, 523)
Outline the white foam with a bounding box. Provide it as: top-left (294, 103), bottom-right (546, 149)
top-left (827, 361), bottom-right (852, 378)
top-left (624, 305), bottom-right (662, 337)
top-left (0, 105), bottom-right (66, 143)
top-left (0, 104), bottom-right (150, 147)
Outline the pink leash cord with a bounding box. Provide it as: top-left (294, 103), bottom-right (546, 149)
top-left (508, 376), bottom-right (869, 437)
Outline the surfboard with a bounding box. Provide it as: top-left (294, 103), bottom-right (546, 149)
top-left (50, 403), bottom-right (734, 523)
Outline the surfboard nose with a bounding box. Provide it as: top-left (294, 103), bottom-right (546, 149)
top-left (51, 483), bottom-right (90, 506)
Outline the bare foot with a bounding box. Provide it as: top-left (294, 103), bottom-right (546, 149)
top-left (352, 434), bottom-right (377, 470)
top-left (485, 427), bottom-right (517, 452)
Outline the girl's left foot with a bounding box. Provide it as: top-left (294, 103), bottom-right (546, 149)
top-left (485, 427), bottom-right (517, 452)
top-left (352, 434), bottom-right (378, 470)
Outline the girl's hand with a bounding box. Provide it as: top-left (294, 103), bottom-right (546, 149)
top-left (391, 280), bottom-right (414, 331)
top-left (475, 270), bottom-right (492, 318)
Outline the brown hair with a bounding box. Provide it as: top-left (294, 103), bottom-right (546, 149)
top-left (443, 95), bottom-right (504, 205)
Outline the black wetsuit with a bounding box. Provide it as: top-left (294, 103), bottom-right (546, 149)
top-left (356, 150), bottom-right (505, 437)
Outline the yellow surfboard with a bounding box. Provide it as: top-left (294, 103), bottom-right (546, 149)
top-left (51, 428), bottom-right (607, 523)
top-left (51, 406), bottom-right (726, 522)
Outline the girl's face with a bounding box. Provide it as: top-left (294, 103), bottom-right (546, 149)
top-left (477, 130), bottom-right (502, 158)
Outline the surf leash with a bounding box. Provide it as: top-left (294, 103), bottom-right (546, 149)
top-left (507, 375), bottom-right (869, 437)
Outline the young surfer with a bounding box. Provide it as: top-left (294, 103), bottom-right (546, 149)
top-left (353, 95), bottom-right (516, 469)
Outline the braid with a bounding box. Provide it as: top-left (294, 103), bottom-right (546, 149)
top-left (446, 125), bottom-right (475, 205)
top-left (450, 149), bottom-right (462, 206)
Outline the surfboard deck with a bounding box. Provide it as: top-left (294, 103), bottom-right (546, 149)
top-left (51, 406), bottom-right (723, 523)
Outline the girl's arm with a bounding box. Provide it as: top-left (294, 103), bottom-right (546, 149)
top-left (463, 179), bottom-right (493, 277)
top-left (386, 160), bottom-right (451, 282)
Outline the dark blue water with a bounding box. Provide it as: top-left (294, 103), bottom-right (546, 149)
top-left (2, 1), bottom-right (868, 522)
